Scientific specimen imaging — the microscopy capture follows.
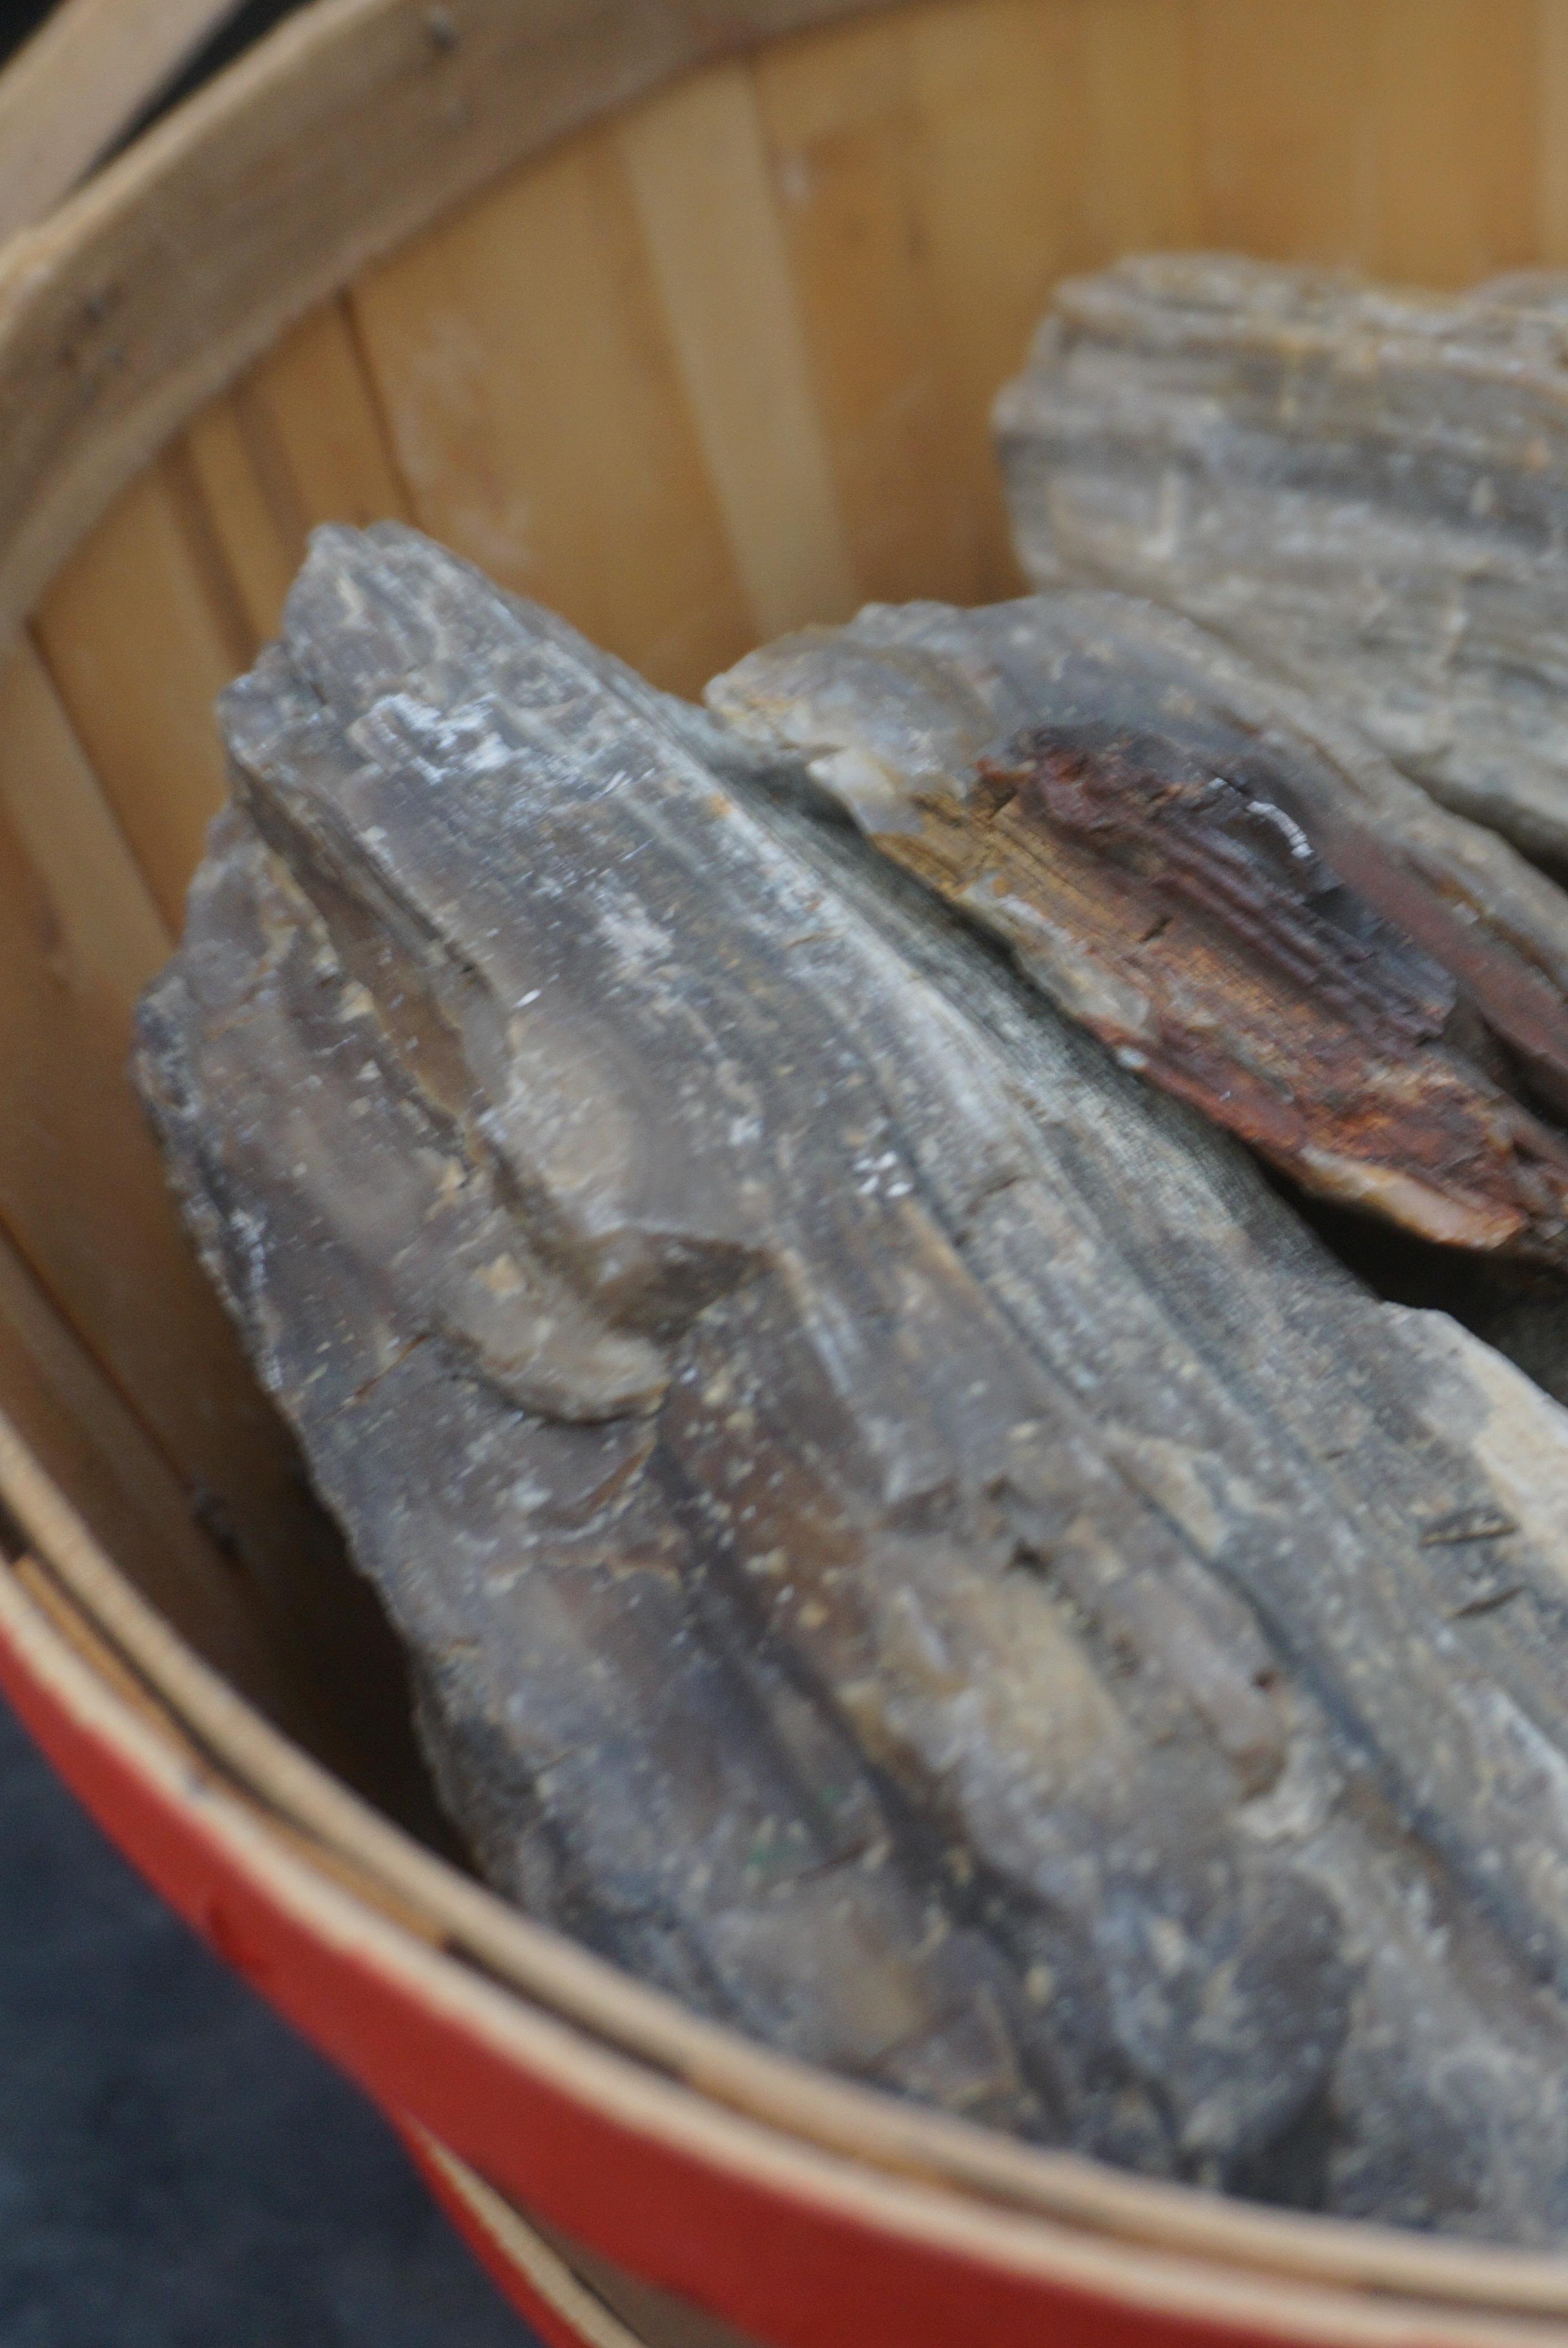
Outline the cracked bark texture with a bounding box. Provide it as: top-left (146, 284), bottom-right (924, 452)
top-left (136, 523), bottom-right (1568, 2241)
top-left (708, 590), bottom-right (1568, 1266)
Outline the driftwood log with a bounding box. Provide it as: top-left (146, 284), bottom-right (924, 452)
top-left (137, 523), bottom-right (1568, 2242)
top-left (994, 255), bottom-right (1568, 869)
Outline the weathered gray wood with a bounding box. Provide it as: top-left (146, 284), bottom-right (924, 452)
top-left (138, 832), bottom-right (1031, 2131)
top-left (137, 524), bottom-right (1568, 2239)
top-left (708, 590), bottom-right (1568, 1265)
top-left (995, 255), bottom-right (1568, 868)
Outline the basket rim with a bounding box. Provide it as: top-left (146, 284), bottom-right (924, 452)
top-left (0, 0), bottom-right (904, 647)
top-left (13, 1360), bottom-right (1568, 2328)
top-left (3, 0), bottom-right (1566, 2319)
top-left (15, 1400), bottom-right (1568, 2318)
top-left (4, 1497), bottom-right (1568, 2348)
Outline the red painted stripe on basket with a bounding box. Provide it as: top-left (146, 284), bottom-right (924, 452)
top-left (0, 1598), bottom-right (1323, 2348)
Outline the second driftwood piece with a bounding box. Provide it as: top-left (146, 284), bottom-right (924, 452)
top-left (995, 254), bottom-right (1568, 867)
top-left (707, 589), bottom-right (1568, 1266)
top-left (138, 524), bottom-right (1568, 2241)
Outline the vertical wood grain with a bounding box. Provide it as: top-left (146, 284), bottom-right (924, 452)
top-left (183, 392), bottom-right (302, 647)
top-left (247, 298), bottom-right (414, 534)
top-left (0, 634), bottom-right (169, 1018)
top-left (0, 1235), bottom-right (285, 1708)
top-left (1193, 0), bottom-right (1378, 264)
top-left (757, 0), bottom-right (1203, 609)
top-left (0, 703), bottom-right (338, 1642)
top-left (1539, 0), bottom-right (1568, 261)
top-left (183, 298), bottom-right (414, 647)
top-left (352, 122), bottom-right (754, 693)
top-left (1197, 0), bottom-right (1538, 281)
top-left (897, 0), bottom-right (1091, 597)
top-left (753, 15), bottom-right (975, 605)
top-left (618, 59), bottom-right (861, 641)
top-left (1076, 0), bottom-right (1202, 261)
top-left (32, 460), bottom-right (249, 930)
top-left (1365, 0), bottom-right (1535, 285)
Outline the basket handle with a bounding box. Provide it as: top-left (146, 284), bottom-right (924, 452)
top-left (0, 0), bottom-right (246, 241)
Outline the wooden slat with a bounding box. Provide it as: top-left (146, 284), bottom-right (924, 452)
top-left (0, 632), bottom-right (169, 1016)
top-left (1539, 0), bottom-right (1568, 262)
top-left (415, 2134), bottom-right (734, 2348)
top-left (896, 0), bottom-right (1090, 599)
top-left (1192, 0), bottom-right (1377, 265)
top-left (0, 645), bottom-right (287, 1694)
top-left (183, 392), bottom-right (302, 646)
top-left (32, 457), bottom-right (249, 929)
top-left (0, 719), bottom-right (345, 1661)
top-left (1364, 0), bottom-right (1536, 285)
top-left (183, 298), bottom-right (413, 647)
top-left (618, 59), bottom-right (860, 641)
top-left (244, 298), bottom-right (412, 532)
top-left (4, 1521), bottom-right (447, 1942)
top-left (1075, 0), bottom-right (1202, 262)
top-left (0, 1285), bottom-right (279, 1715)
top-left (0, 0), bottom-right (900, 658)
top-left (353, 118), bottom-right (754, 693)
top-left (1198, 0), bottom-right (1538, 283)
top-left (755, 0), bottom-right (1203, 613)
top-left (11, 1553), bottom-right (186, 1731)
top-left (752, 17), bottom-right (976, 606)
top-left (525, 2200), bottom-right (767, 2348)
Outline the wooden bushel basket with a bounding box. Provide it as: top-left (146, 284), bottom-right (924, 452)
top-left (10, 2), bottom-right (1568, 2340)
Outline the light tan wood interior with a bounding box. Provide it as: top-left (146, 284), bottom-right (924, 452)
top-left (9, 0), bottom-right (1568, 2324)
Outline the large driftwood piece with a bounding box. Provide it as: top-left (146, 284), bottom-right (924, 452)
top-left (994, 256), bottom-right (1568, 867)
top-left (708, 591), bottom-right (1568, 1263)
top-left (138, 525), bottom-right (1568, 2241)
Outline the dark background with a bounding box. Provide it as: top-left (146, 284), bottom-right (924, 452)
top-left (0, 1695), bottom-right (538, 2347)
top-left (0, 2), bottom-right (540, 2339)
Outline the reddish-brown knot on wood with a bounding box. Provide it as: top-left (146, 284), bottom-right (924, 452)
top-left (932, 728), bottom-right (1568, 1262)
